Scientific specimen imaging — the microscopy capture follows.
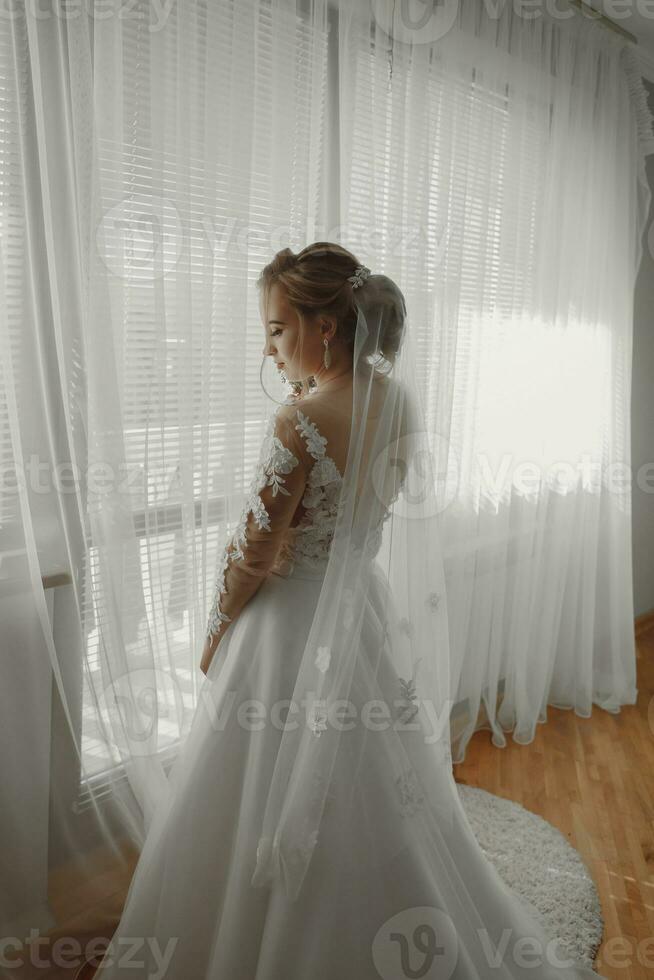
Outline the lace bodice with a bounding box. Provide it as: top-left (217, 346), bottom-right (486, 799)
top-left (274, 408), bottom-right (343, 573)
top-left (205, 401), bottom-right (344, 641)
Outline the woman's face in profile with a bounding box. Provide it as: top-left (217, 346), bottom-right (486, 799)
top-left (259, 282), bottom-right (323, 383)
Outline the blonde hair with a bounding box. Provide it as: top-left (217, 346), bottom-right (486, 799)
top-left (257, 242), bottom-right (406, 374)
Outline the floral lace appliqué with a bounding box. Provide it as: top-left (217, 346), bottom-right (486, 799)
top-left (307, 699), bottom-right (329, 737)
top-left (395, 658), bottom-right (423, 725)
top-left (206, 409), bottom-right (300, 640)
top-left (294, 410), bottom-right (328, 459)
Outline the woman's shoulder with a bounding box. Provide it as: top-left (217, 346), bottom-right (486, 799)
top-left (280, 386), bottom-right (325, 415)
top-left (278, 397), bottom-right (326, 436)
top-left (278, 391), bottom-right (346, 451)
top-left (273, 395), bottom-right (328, 450)
top-left (277, 392), bottom-right (311, 424)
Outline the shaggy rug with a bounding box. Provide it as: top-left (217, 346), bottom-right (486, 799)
top-left (457, 783), bottom-right (604, 969)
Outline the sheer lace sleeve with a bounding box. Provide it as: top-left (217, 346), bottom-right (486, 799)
top-left (205, 404), bottom-right (308, 646)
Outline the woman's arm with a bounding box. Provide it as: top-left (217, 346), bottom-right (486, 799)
top-left (200, 405), bottom-right (307, 675)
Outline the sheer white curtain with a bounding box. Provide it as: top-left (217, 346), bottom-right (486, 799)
top-left (1, 0), bottom-right (652, 956)
top-left (334, 2), bottom-right (652, 762)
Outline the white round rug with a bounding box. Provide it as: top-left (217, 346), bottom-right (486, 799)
top-left (457, 783), bottom-right (604, 969)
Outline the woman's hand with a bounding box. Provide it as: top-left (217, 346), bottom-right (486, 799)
top-left (200, 632), bottom-right (220, 676)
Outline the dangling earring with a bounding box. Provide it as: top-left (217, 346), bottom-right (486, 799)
top-left (323, 337), bottom-right (332, 370)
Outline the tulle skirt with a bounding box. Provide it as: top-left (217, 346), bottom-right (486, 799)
top-left (96, 559), bottom-right (606, 980)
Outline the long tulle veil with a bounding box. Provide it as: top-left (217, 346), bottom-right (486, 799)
top-left (250, 272), bottom-right (456, 902)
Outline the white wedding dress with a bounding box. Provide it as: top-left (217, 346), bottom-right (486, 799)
top-left (97, 386), bottom-right (606, 980)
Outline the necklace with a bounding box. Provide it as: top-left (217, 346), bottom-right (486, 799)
top-left (310, 369), bottom-right (353, 393)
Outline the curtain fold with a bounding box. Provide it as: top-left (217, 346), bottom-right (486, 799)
top-left (1, 0), bottom-right (652, 960)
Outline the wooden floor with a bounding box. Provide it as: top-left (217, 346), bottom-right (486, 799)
top-left (10, 619), bottom-right (654, 979)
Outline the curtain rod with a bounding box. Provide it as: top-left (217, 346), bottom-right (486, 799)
top-left (568, 0), bottom-right (638, 44)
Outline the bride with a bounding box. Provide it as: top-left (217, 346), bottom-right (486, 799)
top-left (97, 243), bottom-right (606, 979)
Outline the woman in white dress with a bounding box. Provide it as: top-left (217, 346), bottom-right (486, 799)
top-left (97, 243), bottom-right (607, 980)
